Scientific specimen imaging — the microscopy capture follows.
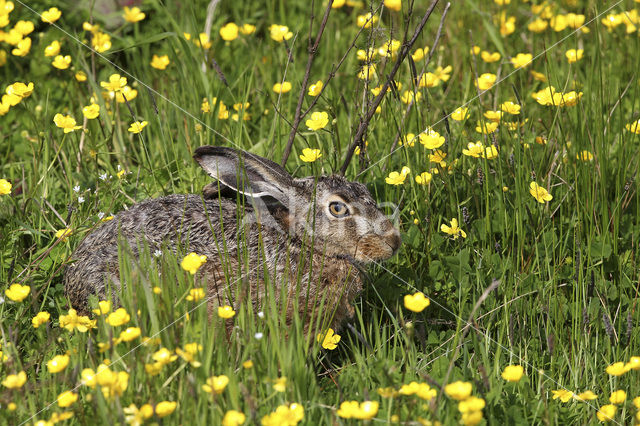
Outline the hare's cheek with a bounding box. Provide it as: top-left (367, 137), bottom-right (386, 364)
top-left (354, 234), bottom-right (395, 262)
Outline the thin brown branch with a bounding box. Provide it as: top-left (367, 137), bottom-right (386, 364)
top-left (280, 0), bottom-right (334, 166)
top-left (339, 0), bottom-right (441, 175)
top-left (386, 2), bottom-right (451, 160)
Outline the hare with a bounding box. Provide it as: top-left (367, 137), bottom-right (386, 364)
top-left (64, 146), bottom-right (401, 331)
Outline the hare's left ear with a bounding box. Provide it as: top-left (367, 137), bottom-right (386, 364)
top-left (193, 146), bottom-right (293, 206)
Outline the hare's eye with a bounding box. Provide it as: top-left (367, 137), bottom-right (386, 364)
top-left (329, 201), bottom-right (349, 218)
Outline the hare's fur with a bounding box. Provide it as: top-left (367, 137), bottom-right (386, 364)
top-left (64, 147), bottom-right (401, 330)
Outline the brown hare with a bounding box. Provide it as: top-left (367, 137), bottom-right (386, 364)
top-left (64, 146), bottom-right (401, 331)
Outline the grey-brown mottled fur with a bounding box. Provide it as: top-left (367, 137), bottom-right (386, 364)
top-left (64, 147), bottom-right (401, 332)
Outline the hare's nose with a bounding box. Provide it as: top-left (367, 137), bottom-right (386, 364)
top-left (387, 229), bottom-right (402, 253)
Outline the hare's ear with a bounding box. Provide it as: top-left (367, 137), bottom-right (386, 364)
top-left (193, 146), bottom-right (293, 205)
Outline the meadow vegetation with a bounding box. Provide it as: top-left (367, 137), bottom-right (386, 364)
top-left (1, 0), bottom-right (640, 424)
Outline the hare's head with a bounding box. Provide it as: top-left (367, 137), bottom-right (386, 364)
top-left (194, 146), bottom-right (401, 263)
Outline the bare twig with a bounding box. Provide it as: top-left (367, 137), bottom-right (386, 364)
top-left (387, 2), bottom-right (450, 158)
top-left (339, 0), bottom-right (441, 175)
top-left (280, 0), bottom-right (334, 166)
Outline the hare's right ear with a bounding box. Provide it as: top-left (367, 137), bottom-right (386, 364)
top-left (193, 146), bottom-right (293, 206)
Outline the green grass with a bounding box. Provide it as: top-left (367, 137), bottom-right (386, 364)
top-left (1, 0), bottom-right (640, 424)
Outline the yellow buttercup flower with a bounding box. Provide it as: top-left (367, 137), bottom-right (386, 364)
top-left (202, 375), bottom-right (229, 394)
top-left (551, 389), bottom-right (574, 402)
top-left (186, 287), bottom-right (205, 302)
top-left (220, 22), bottom-right (239, 41)
top-left (47, 354), bottom-right (70, 373)
top-left (626, 356), bottom-right (640, 370)
top-left (155, 401), bottom-right (177, 418)
top-left (217, 305), bottom-right (236, 318)
top-left (397, 382), bottom-right (436, 400)
top-left (403, 292), bottom-right (430, 312)
top-left (7, 81), bottom-right (33, 98)
top-left (14, 21), bottom-right (34, 36)
top-left (307, 80), bottom-right (323, 96)
top-left (105, 308), bottom-right (131, 326)
top-left (124, 404), bottom-right (154, 425)
top-left (458, 396), bottom-right (485, 413)
top-left (407, 46), bottom-right (424, 62)
top-left (528, 18), bottom-right (548, 33)
top-left (150, 54), bottom-right (170, 70)
top-left (32, 311), bottom-right (51, 328)
top-left (92, 31), bottom-right (112, 52)
top-left (400, 90), bottom-right (422, 104)
top-left (529, 182), bottom-right (552, 203)
top-left (42, 7), bottom-right (62, 24)
top-left (10, 39), bottom-right (30, 58)
top-left (57, 391), bottom-right (78, 408)
top-left (152, 348), bottom-right (178, 366)
top-left (305, 111), bottom-right (329, 131)
top-left (181, 252), bottom-right (207, 274)
top-left (114, 86), bottom-right (138, 103)
top-left (356, 13), bottom-right (378, 28)
top-left (75, 71), bottom-right (87, 82)
top-left (501, 365), bottom-right (524, 382)
top-left (418, 129), bottom-right (444, 149)
top-left (128, 120), bottom-right (148, 133)
top-left (60, 309), bottom-right (96, 332)
top-left (415, 171), bottom-right (432, 185)
top-left (222, 410), bottom-right (246, 426)
top-left (484, 110), bottom-right (503, 123)
top-left (596, 404), bottom-right (617, 422)
top-left (565, 48), bottom-right (583, 64)
top-left (511, 53), bottom-right (533, 68)
top-left (273, 376), bottom-right (287, 392)
top-left (5, 283), bottom-right (30, 302)
top-left (475, 73), bottom-right (496, 90)
top-left (462, 142), bottom-right (482, 158)
top-left (2, 371), bottom-right (27, 389)
top-left (123, 6), bottom-right (145, 23)
top-left (574, 390), bottom-right (598, 401)
top-left (317, 328), bottom-right (341, 350)
top-left (44, 40), bottom-right (61, 57)
top-left (269, 24), bottom-right (293, 42)
top-left (609, 390), bottom-right (626, 404)
top-left (92, 300), bottom-right (112, 315)
top-left (176, 345), bottom-right (202, 368)
top-left (385, 166), bottom-right (410, 185)
top-left (299, 148), bottom-right (322, 163)
top-left (54, 114), bottom-right (82, 134)
top-left (450, 107), bottom-right (469, 121)
top-left (100, 74), bottom-right (127, 92)
top-left (239, 24), bottom-right (256, 35)
top-left (475, 120), bottom-right (499, 134)
top-left (261, 403), bottom-right (304, 425)
top-left (500, 101), bottom-right (521, 115)
top-left (441, 218), bottom-right (467, 239)
top-left (444, 381), bottom-right (473, 400)
top-left (357, 63), bottom-right (377, 80)
top-left (82, 103), bottom-right (100, 119)
top-left (273, 81), bottom-right (292, 93)
top-left (384, 0), bottom-right (401, 11)
top-left (118, 327), bottom-right (141, 342)
top-left (337, 401), bottom-right (379, 420)
top-left (481, 50), bottom-right (501, 63)
top-left (52, 55), bottom-right (71, 70)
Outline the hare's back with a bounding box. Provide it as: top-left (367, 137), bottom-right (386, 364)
top-left (63, 194), bottom-right (236, 311)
